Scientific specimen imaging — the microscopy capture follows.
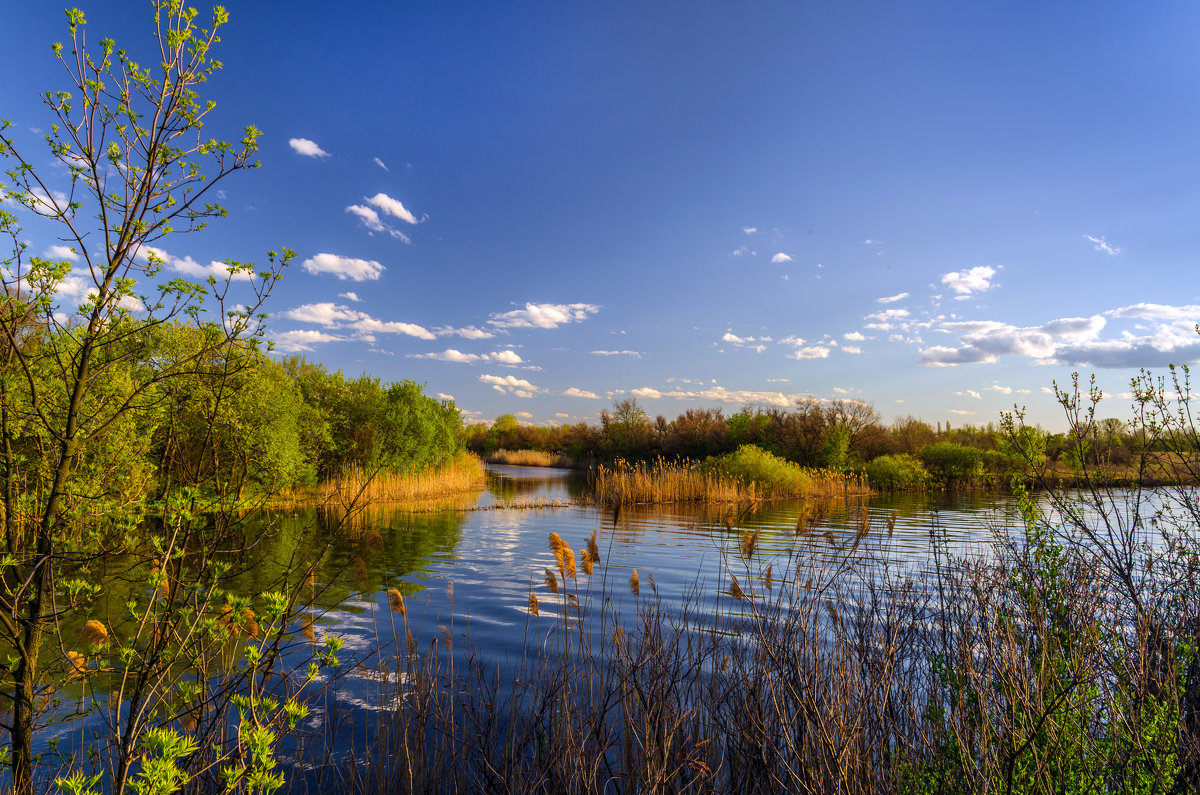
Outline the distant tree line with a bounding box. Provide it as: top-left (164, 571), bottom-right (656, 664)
top-left (466, 397), bottom-right (1148, 488)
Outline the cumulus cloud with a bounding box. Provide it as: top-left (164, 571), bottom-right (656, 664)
top-left (789, 345), bottom-right (831, 360)
top-left (488, 302), bottom-right (599, 329)
top-left (941, 266), bottom-right (997, 296)
top-left (1108, 303), bottom-right (1200, 321)
top-left (301, 253), bottom-right (385, 281)
top-left (1085, 234), bottom-right (1122, 256)
top-left (366, 193), bottom-right (419, 225)
top-left (844, 331), bottom-right (866, 341)
top-left (136, 245), bottom-right (254, 282)
top-left (338, 291), bottom-right (361, 302)
top-left (435, 325), bottom-right (495, 340)
top-left (43, 245), bottom-right (80, 262)
top-left (346, 204), bottom-right (411, 242)
top-left (283, 302), bottom-right (435, 340)
top-left (480, 374), bottom-right (542, 397)
top-left (407, 348), bottom-right (525, 365)
top-left (948, 409), bottom-right (975, 416)
top-left (591, 350), bottom-right (642, 357)
top-left (843, 346), bottom-right (863, 354)
top-left (289, 138), bottom-right (330, 157)
top-left (877, 292), bottom-right (909, 304)
top-left (743, 226), bottom-right (757, 234)
top-left (867, 308), bottom-right (911, 322)
top-left (771, 252), bottom-right (793, 263)
top-left (373, 157), bottom-right (389, 172)
top-left (722, 331), bottom-right (770, 353)
top-left (632, 387), bottom-right (662, 399)
top-left (920, 315), bottom-right (1110, 366)
top-left (563, 387), bottom-right (600, 399)
top-left (270, 329), bottom-right (342, 353)
top-left (617, 385), bottom-right (853, 409)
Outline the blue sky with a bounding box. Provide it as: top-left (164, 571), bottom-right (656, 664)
top-left (5, 1), bottom-right (1200, 431)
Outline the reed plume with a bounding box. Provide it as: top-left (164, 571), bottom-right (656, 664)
top-left (66, 651), bottom-right (87, 680)
top-left (528, 591), bottom-right (539, 616)
top-left (387, 588), bottom-right (406, 614)
top-left (81, 619), bottom-right (108, 646)
top-left (544, 568), bottom-right (559, 595)
top-left (729, 575), bottom-right (745, 601)
top-left (630, 569), bottom-right (640, 596)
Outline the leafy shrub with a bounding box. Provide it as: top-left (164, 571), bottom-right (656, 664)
top-left (699, 444), bottom-right (812, 495)
top-left (864, 453), bottom-right (929, 490)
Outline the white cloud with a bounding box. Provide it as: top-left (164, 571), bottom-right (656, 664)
top-left (957, 389), bottom-right (982, 399)
top-left (346, 203), bottom-right (412, 242)
top-left (941, 266), bottom-right (997, 296)
top-left (366, 193), bottom-right (419, 225)
top-left (731, 246), bottom-right (754, 257)
top-left (284, 302), bottom-right (436, 340)
top-left (844, 331), bottom-right (866, 341)
top-left (283, 303), bottom-right (362, 327)
top-left (985, 384), bottom-right (1013, 395)
top-left (867, 308), bottom-right (910, 322)
top-left (771, 252), bottom-right (793, 263)
top-left (843, 346), bottom-right (863, 354)
top-left (921, 315), bottom-right (1108, 366)
top-left (270, 329), bottom-right (342, 352)
top-left (1108, 303), bottom-right (1200, 321)
top-left (135, 245), bottom-right (254, 282)
top-left (409, 349), bottom-right (483, 363)
top-left (338, 291), bottom-right (361, 303)
top-left (632, 387), bottom-right (662, 399)
top-left (948, 409), bottom-right (975, 416)
top-left (480, 374), bottom-right (541, 396)
top-left (491, 349), bottom-right (523, 364)
top-left (488, 302), bottom-right (599, 329)
top-left (563, 387), bottom-right (600, 399)
top-left (435, 325), bottom-right (495, 340)
top-left (591, 350), bottom-right (642, 357)
top-left (743, 226), bottom-right (757, 234)
top-left (864, 239), bottom-right (881, 245)
top-left (789, 345), bottom-right (831, 360)
top-left (373, 157), bottom-right (389, 172)
top-left (876, 292), bottom-right (909, 304)
top-left (289, 138), bottom-right (330, 158)
top-left (43, 245), bottom-right (80, 262)
top-left (1084, 234), bottom-right (1122, 256)
top-left (301, 253), bottom-right (385, 281)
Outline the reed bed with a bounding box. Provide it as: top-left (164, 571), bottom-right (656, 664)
top-left (586, 456), bottom-right (871, 506)
top-left (316, 454), bottom-right (487, 506)
top-left (299, 491), bottom-right (1200, 795)
top-left (485, 448), bottom-right (571, 468)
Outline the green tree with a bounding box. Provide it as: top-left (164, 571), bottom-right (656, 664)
top-left (0, 5), bottom-right (293, 790)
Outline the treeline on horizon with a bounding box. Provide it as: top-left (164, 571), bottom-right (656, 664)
top-left (467, 397), bottom-right (1146, 488)
top-left (0, 320), bottom-right (465, 511)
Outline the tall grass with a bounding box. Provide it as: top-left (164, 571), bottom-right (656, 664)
top-left (587, 450), bottom-right (871, 506)
top-left (485, 449), bottom-right (571, 468)
top-left (315, 453), bottom-right (487, 506)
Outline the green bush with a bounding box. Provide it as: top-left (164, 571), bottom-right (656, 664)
top-left (864, 454), bottom-right (929, 490)
top-left (699, 444), bottom-right (811, 494)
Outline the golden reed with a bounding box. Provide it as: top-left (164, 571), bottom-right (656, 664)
top-left (586, 457), bottom-right (871, 506)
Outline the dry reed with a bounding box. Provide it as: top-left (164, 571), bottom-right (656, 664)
top-left (486, 449), bottom-right (570, 468)
top-left (587, 457), bottom-right (871, 506)
top-left (316, 454), bottom-right (487, 506)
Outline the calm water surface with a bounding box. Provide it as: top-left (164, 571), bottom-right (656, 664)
top-left (229, 466), bottom-right (1026, 741)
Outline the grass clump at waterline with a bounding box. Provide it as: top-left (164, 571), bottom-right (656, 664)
top-left (587, 444), bottom-right (871, 506)
top-left (315, 453), bottom-right (487, 506)
top-left (485, 448), bottom-right (572, 467)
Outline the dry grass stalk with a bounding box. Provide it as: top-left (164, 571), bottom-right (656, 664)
top-left (528, 591), bottom-right (539, 616)
top-left (629, 569), bottom-right (640, 596)
top-left (580, 549), bottom-right (595, 576)
top-left (387, 588), bottom-right (406, 614)
top-left (544, 568), bottom-right (559, 595)
top-left (729, 575), bottom-right (745, 601)
top-left (741, 528), bottom-right (760, 558)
